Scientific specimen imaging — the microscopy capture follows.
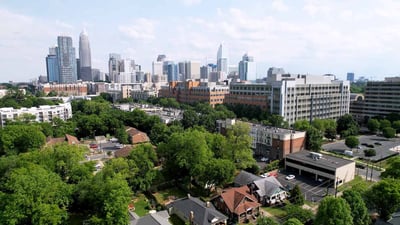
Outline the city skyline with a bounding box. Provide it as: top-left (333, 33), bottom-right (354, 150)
top-left (1, 0), bottom-right (400, 82)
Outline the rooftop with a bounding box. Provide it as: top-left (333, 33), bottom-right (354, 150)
top-left (286, 150), bottom-right (354, 170)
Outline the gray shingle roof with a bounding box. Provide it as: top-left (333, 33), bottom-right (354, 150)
top-left (130, 210), bottom-right (171, 225)
top-left (253, 176), bottom-right (285, 197)
top-left (234, 170), bottom-right (262, 186)
top-left (167, 196), bottom-right (227, 225)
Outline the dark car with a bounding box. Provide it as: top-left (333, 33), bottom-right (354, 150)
top-left (374, 142), bottom-right (382, 146)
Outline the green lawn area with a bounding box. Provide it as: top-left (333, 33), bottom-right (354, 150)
top-left (133, 194), bottom-right (151, 217)
top-left (262, 206), bottom-right (287, 218)
top-left (338, 175), bottom-right (374, 192)
top-left (169, 214), bottom-right (185, 225)
top-left (152, 187), bottom-right (186, 206)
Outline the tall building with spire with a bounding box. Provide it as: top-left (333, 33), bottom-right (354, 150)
top-left (217, 44), bottom-right (228, 80)
top-left (57, 36), bottom-right (77, 83)
top-left (79, 29), bottom-right (92, 81)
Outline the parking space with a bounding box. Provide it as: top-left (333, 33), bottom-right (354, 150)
top-left (276, 170), bottom-right (335, 202)
top-left (322, 135), bottom-right (400, 161)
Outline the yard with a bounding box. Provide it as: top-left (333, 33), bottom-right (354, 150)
top-left (132, 194), bottom-right (151, 216)
top-left (338, 175), bottom-right (374, 192)
top-left (152, 187), bottom-right (187, 206)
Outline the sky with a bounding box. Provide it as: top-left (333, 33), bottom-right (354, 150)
top-left (1, 0), bottom-right (400, 82)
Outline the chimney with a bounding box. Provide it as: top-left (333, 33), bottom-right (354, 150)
top-left (189, 211), bottom-right (194, 224)
top-left (187, 193), bottom-right (191, 198)
top-left (206, 201), bottom-right (210, 208)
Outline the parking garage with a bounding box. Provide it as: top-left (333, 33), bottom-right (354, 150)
top-left (285, 150), bottom-right (356, 188)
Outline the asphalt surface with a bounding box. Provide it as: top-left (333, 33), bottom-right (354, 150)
top-left (322, 135), bottom-right (400, 161)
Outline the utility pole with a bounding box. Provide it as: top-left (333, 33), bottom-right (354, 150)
top-left (365, 160), bottom-right (369, 181)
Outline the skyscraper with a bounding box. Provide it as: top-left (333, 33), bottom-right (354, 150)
top-left (238, 53), bottom-right (256, 81)
top-left (46, 47), bottom-right (59, 83)
top-left (347, 72), bottom-right (354, 83)
top-left (79, 30), bottom-right (92, 81)
top-left (57, 36), bottom-right (77, 83)
top-left (109, 53), bottom-right (122, 83)
top-left (217, 44), bottom-right (228, 80)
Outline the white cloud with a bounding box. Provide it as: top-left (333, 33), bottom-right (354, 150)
top-left (272, 0), bottom-right (289, 12)
top-left (303, 0), bottom-right (331, 16)
top-left (181, 0), bottom-right (202, 6)
top-left (118, 18), bottom-right (156, 40)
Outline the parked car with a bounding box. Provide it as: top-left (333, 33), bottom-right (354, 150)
top-left (115, 143), bottom-right (124, 149)
top-left (285, 174), bottom-right (295, 180)
top-left (89, 143), bottom-right (98, 149)
top-left (260, 157), bottom-right (269, 162)
top-left (374, 142), bottom-right (382, 146)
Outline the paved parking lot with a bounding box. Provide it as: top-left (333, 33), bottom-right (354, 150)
top-left (276, 171), bottom-right (336, 202)
top-left (322, 135), bottom-right (400, 161)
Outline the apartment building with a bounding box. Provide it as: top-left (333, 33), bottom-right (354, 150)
top-left (216, 119), bottom-right (306, 160)
top-left (0, 103), bottom-right (72, 127)
top-left (158, 80), bottom-right (229, 107)
top-left (39, 83), bottom-right (88, 96)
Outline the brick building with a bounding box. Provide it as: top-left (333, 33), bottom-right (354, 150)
top-left (39, 83), bottom-right (88, 96)
top-left (158, 80), bottom-right (229, 107)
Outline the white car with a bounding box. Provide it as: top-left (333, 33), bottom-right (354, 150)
top-left (260, 157), bottom-right (269, 162)
top-left (285, 174), bottom-right (295, 180)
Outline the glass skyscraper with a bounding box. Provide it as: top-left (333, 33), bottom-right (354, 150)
top-left (217, 44), bottom-right (228, 80)
top-left (79, 29), bottom-right (92, 81)
top-left (57, 36), bottom-right (77, 83)
top-left (238, 53), bottom-right (256, 81)
top-left (46, 47), bottom-right (59, 83)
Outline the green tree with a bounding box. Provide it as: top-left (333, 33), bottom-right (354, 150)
top-left (379, 119), bottom-right (392, 131)
top-left (283, 218), bottom-right (303, 225)
top-left (315, 196), bottom-right (353, 225)
top-left (115, 127), bottom-right (129, 144)
top-left (257, 216), bottom-right (279, 225)
top-left (367, 119), bottom-right (380, 133)
top-left (181, 109), bottom-right (200, 129)
top-left (305, 127), bottom-right (323, 152)
top-left (127, 143), bottom-right (157, 192)
top-left (0, 164), bottom-right (72, 225)
top-left (337, 114), bottom-right (359, 138)
top-left (392, 120), bottom-right (400, 133)
top-left (197, 158), bottom-right (235, 188)
top-left (345, 136), bottom-right (359, 149)
top-left (342, 190), bottom-right (370, 225)
top-left (364, 149), bottom-right (376, 157)
top-left (293, 120), bottom-right (310, 131)
top-left (325, 126), bottom-right (337, 141)
top-left (0, 124), bottom-right (46, 155)
top-left (382, 127), bottom-right (396, 138)
top-left (290, 184), bottom-right (305, 206)
top-left (381, 156), bottom-right (400, 179)
top-left (284, 205), bottom-right (313, 224)
top-left (365, 179), bottom-right (400, 221)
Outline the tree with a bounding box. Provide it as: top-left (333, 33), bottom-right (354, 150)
top-left (365, 179), bottom-right (400, 221)
top-left (197, 158), bottom-right (235, 188)
top-left (364, 149), bottom-right (376, 157)
top-left (345, 136), bottom-right (359, 149)
top-left (379, 119), bottom-right (392, 131)
top-left (115, 127), bottom-right (129, 144)
top-left (325, 126), bottom-right (337, 141)
top-left (0, 164), bottom-right (72, 225)
top-left (283, 218), bottom-right (303, 225)
top-left (293, 120), bottom-right (310, 131)
top-left (314, 196), bottom-right (353, 225)
top-left (0, 124), bottom-right (46, 155)
top-left (382, 127), bottom-right (396, 138)
top-left (381, 156), bottom-right (400, 179)
top-left (305, 127), bottom-right (323, 152)
top-left (393, 120), bottom-right (400, 133)
top-left (284, 205), bottom-right (314, 224)
top-left (257, 216), bottom-right (279, 225)
top-left (290, 184), bottom-right (305, 205)
top-left (181, 109), bottom-right (200, 129)
top-left (337, 114), bottom-right (359, 138)
top-left (342, 190), bottom-right (370, 225)
top-left (367, 119), bottom-right (380, 133)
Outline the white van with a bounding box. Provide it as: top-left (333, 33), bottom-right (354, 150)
top-left (344, 150), bottom-right (353, 156)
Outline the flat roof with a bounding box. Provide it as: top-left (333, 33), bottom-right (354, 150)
top-left (286, 150), bottom-right (354, 170)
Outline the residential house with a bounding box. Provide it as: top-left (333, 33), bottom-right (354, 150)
top-left (250, 176), bottom-right (287, 206)
top-left (46, 134), bottom-right (80, 146)
top-left (233, 170), bottom-right (262, 187)
top-left (114, 146), bottom-right (134, 158)
top-left (212, 186), bottom-right (261, 224)
top-left (130, 210), bottom-right (172, 225)
top-left (126, 127), bottom-right (150, 145)
top-left (167, 194), bottom-right (227, 225)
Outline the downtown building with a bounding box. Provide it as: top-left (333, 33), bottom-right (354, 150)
top-left (158, 80), bottom-right (229, 107)
top-left (225, 73), bottom-right (350, 126)
top-left (79, 30), bottom-right (92, 81)
top-left (0, 103), bottom-right (72, 127)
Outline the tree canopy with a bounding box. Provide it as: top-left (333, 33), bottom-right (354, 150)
top-left (315, 196), bottom-right (353, 225)
top-left (365, 179), bottom-right (400, 221)
top-left (342, 190), bottom-right (370, 225)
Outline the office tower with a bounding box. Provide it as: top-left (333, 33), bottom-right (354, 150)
top-left (164, 61), bottom-right (178, 82)
top-left (120, 59), bottom-right (136, 83)
top-left (152, 61), bottom-right (163, 76)
top-left (157, 54), bottom-right (166, 62)
top-left (109, 53), bottom-right (122, 83)
top-left (178, 61), bottom-right (200, 81)
top-left (238, 53), bottom-right (256, 81)
top-left (217, 44), bottom-right (228, 80)
top-left (57, 36), bottom-right (77, 83)
top-left (46, 47), bottom-right (59, 83)
top-left (76, 59), bottom-right (80, 79)
top-left (267, 67), bottom-right (285, 76)
top-left (79, 29), bottom-right (92, 81)
top-left (347, 72), bottom-right (354, 83)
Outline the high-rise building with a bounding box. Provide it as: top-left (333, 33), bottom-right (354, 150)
top-left (46, 47), bottom-right (59, 83)
top-left (79, 29), bottom-right (92, 81)
top-left (347, 72), bottom-right (354, 83)
top-left (164, 61), bottom-right (178, 82)
top-left (217, 44), bottom-right (228, 80)
top-left (178, 61), bottom-right (200, 81)
top-left (57, 36), bottom-right (77, 83)
top-left (238, 53), bottom-right (256, 81)
top-left (109, 53), bottom-right (122, 83)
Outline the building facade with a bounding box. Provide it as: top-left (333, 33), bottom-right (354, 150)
top-left (0, 103), bottom-right (72, 127)
top-left (217, 44), bottom-right (228, 80)
top-left (159, 80), bottom-right (229, 107)
top-left (238, 53), bottom-right (256, 81)
top-left (39, 83), bottom-right (88, 96)
top-left (57, 36), bottom-right (77, 83)
top-left (225, 82), bottom-right (270, 109)
top-left (46, 47), bottom-right (59, 83)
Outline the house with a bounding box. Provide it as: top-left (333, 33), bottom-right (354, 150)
top-left (250, 176), bottom-right (287, 205)
top-left (130, 210), bottom-right (172, 225)
top-left (233, 170), bottom-right (262, 187)
top-left (212, 186), bottom-right (261, 224)
top-left (46, 134), bottom-right (80, 146)
top-left (166, 194), bottom-right (228, 225)
top-left (114, 146), bottom-right (134, 158)
top-left (126, 127), bottom-right (150, 145)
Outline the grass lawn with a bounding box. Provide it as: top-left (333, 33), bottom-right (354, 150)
top-left (133, 194), bottom-right (151, 217)
top-left (262, 206), bottom-right (287, 218)
top-left (169, 214), bottom-right (185, 225)
top-left (338, 175), bottom-right (374, 192)
top-left (152, 187), bottom-right (186, 205)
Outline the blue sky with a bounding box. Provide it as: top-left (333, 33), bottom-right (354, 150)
top-left (1, 0), bottom-right (400, 82)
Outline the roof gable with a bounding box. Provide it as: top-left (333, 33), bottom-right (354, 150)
top-left (220, 186), bottom-right (260, 215)
top-left (253, 177), bottom-right (285, 197)
top-left (234, 170), bottom-right (262, 186)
